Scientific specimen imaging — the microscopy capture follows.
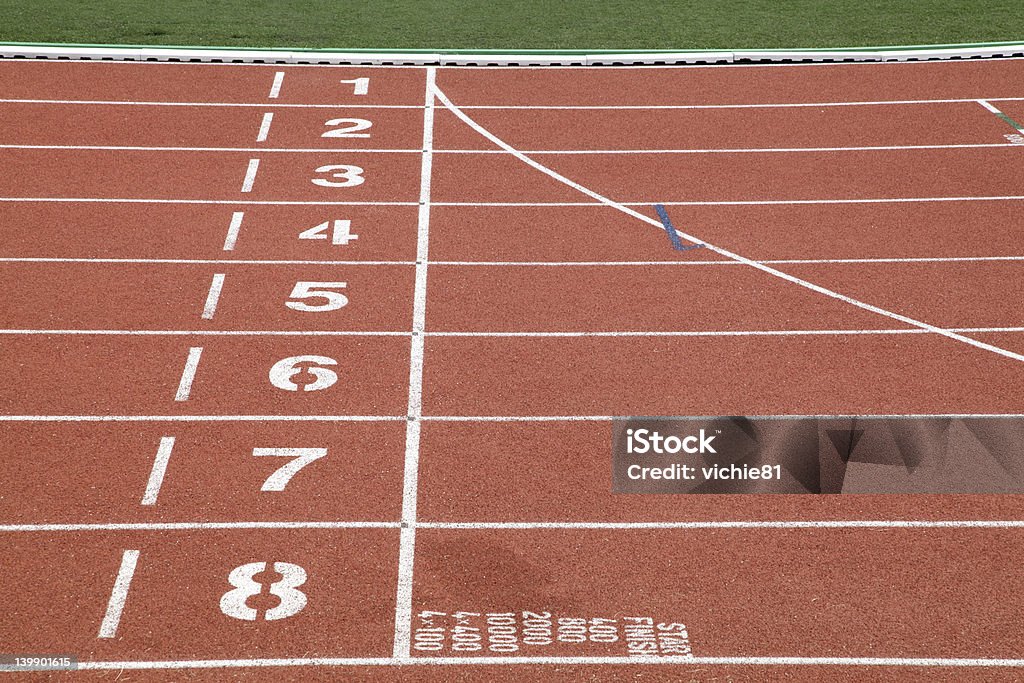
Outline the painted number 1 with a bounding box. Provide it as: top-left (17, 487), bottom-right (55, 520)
top-left (339, 77), bottom-right (369, 95)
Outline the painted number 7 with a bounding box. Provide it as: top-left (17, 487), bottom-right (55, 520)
top-left (252, 447), bottom-right (327, 491)
top-left (340, 77), bottom-right (369, 95)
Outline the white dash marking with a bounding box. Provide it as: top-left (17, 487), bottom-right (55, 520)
top-left (222, 211), bottom-right (244, 250)
top-left (141, 437), bottom-right (175, 505)
top-left (174, 347), bottom-right (203, 401)
top-left (256, 112), bottom-right (274, 142)
top-left (98, 549), bottom-right (140, 638)
top-left (268, 72), bottom-right (285, 99)
top-left (240, 158), bottom-right (260, 193)
top-left (201, 274), bottom-right (226, 319)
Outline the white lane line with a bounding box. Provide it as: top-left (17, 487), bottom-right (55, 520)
top-left (140, 437), bottom-right (175, 506)
top-left (201, 274), bottom-right (226, 319)
top-left (0, 415), bottom-right (406, 422)
top-left (67, 655), bottom-right (1024, 670)
top-left (6, 95), bottom-right (1024, 110)
top-left (255, 112), bottom-right (274, 142)
top-left (2, 521), bottom-right (398, 532)
top-left (3, 256), bottom-right (1024, 266)
top-left (393, 64), bottom-right (436, 661)
top-left (0, 198), bottom-right (420, 205)
top-left (0, 144), bottom-right (419, 153)
top-left (0, 329), bottom-right (410, 336)
top-left (268, 72), bottom-right (285, 99)
top-left (1, 327), bottom-right (1023, 338)
top-left (0, 257), bottom-right (407, 265)
top-left (421, 520), bottom-right (1024, 530)
top-left (97, 549), bottom-right (139, 638)
top-left (0, 143), bottom-right (1019, 154)
top-left (0, 98), bottom-right (420, 109)
top-left (5, 520), bottom-right (1024, 533)
top-left (2, 413), bottom-right (1024, 422)
top-left (433, 83), bottom-right (1024, 365)
top-left (240, 158), bottom-right (260, 192)
top-left (222, 211), bottom-right (245, 250)
top-left (174, 347), bottom-right (203, 401)
top-left (8, 196), bottom-right (1024, 206)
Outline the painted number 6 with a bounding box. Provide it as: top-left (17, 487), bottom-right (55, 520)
top-left (269, 355), bottom-right (338, 392)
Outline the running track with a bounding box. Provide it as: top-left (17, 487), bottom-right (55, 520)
top-left (2, 58), bottom-right (1024, 680)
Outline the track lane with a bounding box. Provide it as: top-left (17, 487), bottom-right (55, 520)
top-left (417, 421), bottom-right (1024, 523)
top-left (0, 62), bottom-right (425, 105)
top-left (0, 422), bottom-right (404, 524)
top-left (438, 59), bottom-right (1024, 107)
top-left (0, 337), bottom-right (410, 415)
top-left (0, 204), bottom-right (419, 261)
top-left (430, 147), bottom-right (1024, 204)
top-left (0, 103), bottom-right (424, 149)
top-left (0, 263), bottom-right (415, 331)
top-left (422, 335), bottom-right (1024, 417)
top-left (0, 149), bottom-right (420, 201)
top-left (434, 101), bottom-right (1015, 151)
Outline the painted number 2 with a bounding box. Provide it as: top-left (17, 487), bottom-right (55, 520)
top-left (322, 118), bottom-right (372, 138)
top-left (220, 562), bottom-right (308, 621)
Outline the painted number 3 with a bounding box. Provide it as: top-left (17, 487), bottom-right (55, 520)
top-left (220, 561), bottom-right (308, 621)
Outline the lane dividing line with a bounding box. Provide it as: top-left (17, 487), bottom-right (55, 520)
top-left (10, 196), bottom-right (1024, 206)
top-left (222, 211), bottom-right (244, 250)
top-left (6, 95), bottom-right (1024, 110)
top-left (67, 655), bottom-right (1024, 670)
top-left (431, 83), bottom-right (1024, 365)
top-left (97, 549), bottom-right (139, 639)
top-left (240, 158), bottom-right (260, 193)
top-left (2, 143), bottom-right (1022, 154)
top-left (201, 274), bottom-right (226, 319)
top-left (174, 347), bottom-right (203, 401)
top-left (3, 256), bottom-right (1024, 267)
top-left (5, 413), bottom-right (1024, 422)
top-left (256, 112), bottom-right (274, 142)
top-left (140, 436), bottom-right (175, 506)
top-left (268, 72), bottom-right (284, 99)
top-left (977, 99), bottom-right (1024, 133)
top-left (7, 520), bottom-right (1024, 533)
top-left (3, 327), bottom-right (1024, 338)
top-left (393, 65), bottom-right (436, 660)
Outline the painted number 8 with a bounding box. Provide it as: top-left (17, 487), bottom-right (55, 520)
top-left (219, 561), bottom-right (308, 621)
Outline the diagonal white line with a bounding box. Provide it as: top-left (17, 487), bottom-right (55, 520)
top-left (431, 83), bottom-right (1024, 364)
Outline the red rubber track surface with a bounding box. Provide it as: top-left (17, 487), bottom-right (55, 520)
top-left (1, 58), bottom-right (1024, 681)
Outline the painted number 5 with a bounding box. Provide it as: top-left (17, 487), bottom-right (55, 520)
top-left (220, 561), bottom-right (308, 621)
top-left (286, 281), bottom-right (349, 312)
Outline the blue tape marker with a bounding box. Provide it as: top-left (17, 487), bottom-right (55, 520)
top-left (654, 204), bottom-right (704, 252)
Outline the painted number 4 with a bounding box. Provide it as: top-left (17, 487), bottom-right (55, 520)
top-left (220, 561), bottom-right (308, 621)
top-left (299, 219), bottom-right (359, 246)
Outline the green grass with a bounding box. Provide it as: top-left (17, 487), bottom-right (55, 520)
top-left (0, 0), bottom-right (1021, 50)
